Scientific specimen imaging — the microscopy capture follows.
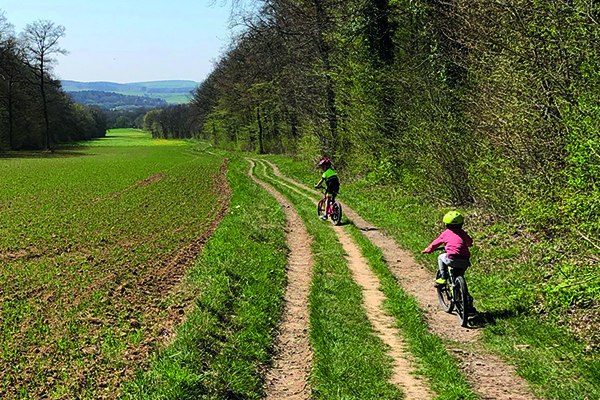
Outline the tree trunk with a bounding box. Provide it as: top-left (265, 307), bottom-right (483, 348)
top-left (40, 61), bottom-right (50, 150)
top-left (7, 80), bottom-right (13, 149)
top-left (257, 105), bottom-right (265, 154)
top-left (314, 0), bottom-right (338, 157)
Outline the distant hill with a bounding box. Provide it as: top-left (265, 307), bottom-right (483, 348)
top-left (62, 80), bottom-right (198, 104)
top-left (68, 90), bottom-right (168, 110)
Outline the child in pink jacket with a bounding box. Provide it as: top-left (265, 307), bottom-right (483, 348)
top-left (422, 210), bottom-right (473, 285)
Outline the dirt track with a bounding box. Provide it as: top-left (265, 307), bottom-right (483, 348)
top-left (250, 159), bottom-right (432, 399)
top-left (248, 160), bottom-right (313, 400)
top-left (261, 159), bottom-right (538, 400)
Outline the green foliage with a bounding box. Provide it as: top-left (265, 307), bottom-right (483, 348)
top-left (0, 17), bottom-right (107, 150)
top-left (191, 0), bottom-right (600, 239)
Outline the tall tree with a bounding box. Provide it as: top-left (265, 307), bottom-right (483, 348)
top-left (0, 11), bottom-right (19, 150)
top-left (20, 20), bottom-right (67, 150)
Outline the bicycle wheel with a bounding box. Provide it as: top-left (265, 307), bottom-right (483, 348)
top-left (436, 271), bottom-right (454, 313)
top-left (454, 276), bottom-right (469, 327)
top-left (331, 202), bottom-right (342, 225)
top-left (317, 198), bottom-right (325, 217)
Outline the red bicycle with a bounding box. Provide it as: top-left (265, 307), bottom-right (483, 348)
top-left (316, 186), bottom-right (342, 225)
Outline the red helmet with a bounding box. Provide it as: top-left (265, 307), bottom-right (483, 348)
top-left (317, 158), bottom-right (331, 167)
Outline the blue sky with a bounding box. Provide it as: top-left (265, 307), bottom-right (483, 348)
top-left (1, 1), bottom-right (234, 83)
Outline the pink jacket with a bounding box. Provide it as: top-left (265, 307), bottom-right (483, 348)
top-left (423, 228), bottom-right (473, 259)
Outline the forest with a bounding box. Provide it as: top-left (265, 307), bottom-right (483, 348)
top-left (67, 90), bottom-right (168, 110)
top-left (0, 14), bottom-right (107, 150)
top-left (182, 1), bottom-right (600, 235)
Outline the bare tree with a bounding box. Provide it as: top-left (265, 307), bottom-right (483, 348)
top-left (20, 20), bottom-right (67, 150)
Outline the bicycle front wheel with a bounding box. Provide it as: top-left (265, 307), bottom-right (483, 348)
top-left (317, 198), bottom-right (325, 217)
top-left (454, 276), bottom-right (469, 327)
top-left (436, 271), bottom-right (454, 313)
top-left (331, 202), bottom-right (342, 225)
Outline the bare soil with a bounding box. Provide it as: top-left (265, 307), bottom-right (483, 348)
top-left (247, 160), bottom-right (313, 400)
top-left (108, 172), bottom-right (164, 198)
top-left (263, 160), bottom-right (538, 400)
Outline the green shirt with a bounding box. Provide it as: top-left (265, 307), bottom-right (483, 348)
top-left (322, 168), bottom-right (340, 191)
top-left (322, 168), bottom-right (337, 180)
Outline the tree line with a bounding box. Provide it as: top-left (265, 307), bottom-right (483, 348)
top-left (0, 11), bottom-right (107, 151)
top-left (68, 90), bottom-right (168, 111)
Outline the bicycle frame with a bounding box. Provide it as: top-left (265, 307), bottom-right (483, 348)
top-left (316, 186), bottom-right (336, 216)
top-left (316, 186), bottom-right (343, 225)
top-left (433, 248), bottom-right (471, 327)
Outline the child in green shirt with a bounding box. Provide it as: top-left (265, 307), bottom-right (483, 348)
top-left (314, 159), bottom-right (340, 220)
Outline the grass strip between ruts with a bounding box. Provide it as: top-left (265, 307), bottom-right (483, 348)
top-left (258, 159), bottom-right (476, 400)
top-left (120, 156), bottom-right (288, 399)
top-left (262, 154), bottom-right (600, 400)
top-left (344, 225), bottom-right (476, 400)
top-left (252, 160), bottom-right (403, 399)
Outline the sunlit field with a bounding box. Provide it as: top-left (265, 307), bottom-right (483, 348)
top-left (0, 130), bottom-right (228, 398)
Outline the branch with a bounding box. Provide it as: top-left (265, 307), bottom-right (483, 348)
top-left (577, 230), bottom-right (600, 252)
top-left (559, 273), bottom-right (600, 290)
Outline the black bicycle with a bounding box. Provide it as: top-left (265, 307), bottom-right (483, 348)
top-left (434, 248), bottom-right (473, 327)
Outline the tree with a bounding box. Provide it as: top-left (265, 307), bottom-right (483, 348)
top-left (114, 115), bottom-right (133, 129)
top-left (20, 20), bottom-right (67, 150)
top-left (0, 12), bottom-right (19, 150)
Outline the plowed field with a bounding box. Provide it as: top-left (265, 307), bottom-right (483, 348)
top-left (0, 130), bottom-right (229, 399)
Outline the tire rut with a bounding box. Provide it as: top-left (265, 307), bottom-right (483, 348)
top-left (262, 159), bottom-right (538, 400)
top-left (247, 160), bottom-right (313, 400)
top-left (252, 160), bottom-right (432, 400)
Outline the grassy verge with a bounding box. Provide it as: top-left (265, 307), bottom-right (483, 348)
top-left (120, 156), bottom-right (288, 399)
top-left (252, 160), bottom-right (403, 399)
top-left (263, 155), bottom-right (600, 400)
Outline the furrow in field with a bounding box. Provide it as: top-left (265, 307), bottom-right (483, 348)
top-left (247, 160), bottom-right (313, 400)
top-left (262, 159), bottom-right (539, 400)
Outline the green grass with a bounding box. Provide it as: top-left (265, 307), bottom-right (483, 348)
top-left (120, 156), bottom-right (288, 399)
top-left (0, 130), bottom-right (226, 399)
top-left (263, 154), bottom-right (600, 400)
top-left (344, 225), bottom-right (476, 400)
top-left (252, 160), bottom-right (403, 399)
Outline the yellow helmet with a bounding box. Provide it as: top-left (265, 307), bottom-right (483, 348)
top-left (443, 210), bottom-right (464, 225)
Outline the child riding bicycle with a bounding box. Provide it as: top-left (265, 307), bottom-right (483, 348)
top-left (421, 211), bottom-right (473, 286)
top-left (314, 158), bottom-right (340, 220)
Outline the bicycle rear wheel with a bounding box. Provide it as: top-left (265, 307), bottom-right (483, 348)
top-left (436, 271), bottom-right (454, 313)
top-left (317, 198), bottom-right (325, 217)
top-left (331, 202), bottom-right (342, 225)
top-left (454, 276), bottom-right (469, 327)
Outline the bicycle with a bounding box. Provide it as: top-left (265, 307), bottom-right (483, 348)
top-left (433, 248), bottom-right (474, 327)
top-left (315, 186), bottom-right (342, 225)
